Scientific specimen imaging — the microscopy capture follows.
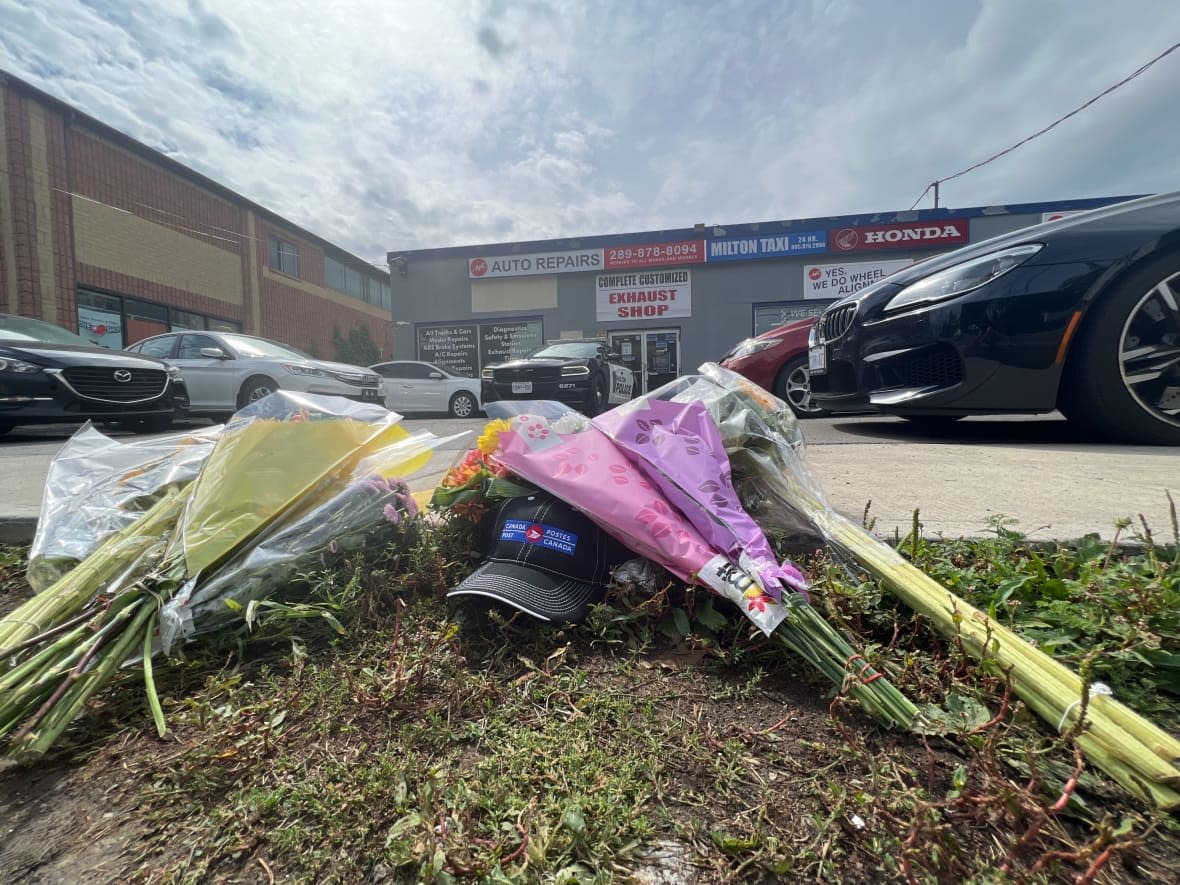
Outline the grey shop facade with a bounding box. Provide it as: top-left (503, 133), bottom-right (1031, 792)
top-left (386, 195), bottom-right (1134, 395)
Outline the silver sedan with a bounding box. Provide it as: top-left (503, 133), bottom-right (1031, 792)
top-left (126, 331), bottom-right (384, 421)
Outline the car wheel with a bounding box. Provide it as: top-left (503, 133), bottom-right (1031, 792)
top-left (449, 391), bottom-right (478, 419)
top-left (773, 355), bottom-right (829, 418)
top-left (1059, 257), bottom-right (1180, 445)
top-left (586, 378), bottom-right (608, 416)
top-left (238, 376), bottom-right (278, 408)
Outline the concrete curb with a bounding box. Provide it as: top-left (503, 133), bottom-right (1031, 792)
top-left (0, 517), bottom-right (37, 546)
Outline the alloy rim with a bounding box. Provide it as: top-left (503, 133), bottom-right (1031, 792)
top-left (1119, 269), bottom-right (1180, 429)
top-left (785, 365), bottom-right (821, 415)
top-left (453, 395), bottom-right (475, 417)
top-left (248, 385), bottom-right (273, 402)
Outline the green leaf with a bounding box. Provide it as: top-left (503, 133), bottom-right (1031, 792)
top-left (913, 694), bottom-right (991, 735)
top-left (320, 610), bottom-right (347, 635)
top-left (696, 598), bottom-right (729, 631)
top-left (561, 804), bottom-right (586, 835)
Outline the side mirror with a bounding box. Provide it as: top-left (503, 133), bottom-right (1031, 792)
top-left (199, 346), bottom-right (230, 360)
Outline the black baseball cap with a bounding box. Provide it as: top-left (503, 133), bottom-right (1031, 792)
top-left (447, 493), bottom-right (631, 624)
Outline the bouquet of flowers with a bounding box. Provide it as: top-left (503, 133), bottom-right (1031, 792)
top-left (27, 422), bottom-right (223, 591)
top-left (485, 401), bottom-right (917, 728)
top-left (429, 418), bottom-right (536, 521)
top-left (0, 393), bottom-right (454, 757)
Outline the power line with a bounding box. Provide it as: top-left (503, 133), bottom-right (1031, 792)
top-left (911, 39), bottom-right (1180, 210)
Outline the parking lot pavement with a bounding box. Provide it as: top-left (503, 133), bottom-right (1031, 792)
top-left (0, 414), bottom-right (1175, 546)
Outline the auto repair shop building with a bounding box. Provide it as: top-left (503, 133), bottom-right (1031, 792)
top-left (0, 72), bottom-right (393, 359)
top-left (386, 194), bottom-right (1136, 395)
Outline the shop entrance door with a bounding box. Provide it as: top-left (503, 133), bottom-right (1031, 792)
top-left (607, 329), bottom-right (680, 395)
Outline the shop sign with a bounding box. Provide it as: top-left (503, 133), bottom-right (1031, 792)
top-left (706, 230), bottom-right (827, 262)
top-left (478, 320), bottom-right (544, 366)
top-left (417, 324), bottom-right (478, 378)
top-left (595, 269), bottom-right (692, 321)
top-left (603, 239), bottom-right (706, 269)
top-left (828, 219), bottom-right (968, 252)
top-left (802, 259), bottom-right (913, 298)
top-left (469, 248), bottom-right (603, 279)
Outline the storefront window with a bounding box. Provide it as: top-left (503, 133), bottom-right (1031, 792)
top-left (124, 298), bottom-right (169, 344)
top-left (170, 310), bottom-right (207, 331)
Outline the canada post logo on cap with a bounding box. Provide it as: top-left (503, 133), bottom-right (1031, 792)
top-left (501, 519), bottom-right (578, 556)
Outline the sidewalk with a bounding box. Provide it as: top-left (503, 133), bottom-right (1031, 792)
top-left (2, 438), bottom-right (1175, 547)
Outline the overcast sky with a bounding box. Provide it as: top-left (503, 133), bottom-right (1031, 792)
top-left (2, 0), bottom-right (1179, 266)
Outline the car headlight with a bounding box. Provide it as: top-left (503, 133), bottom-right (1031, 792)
top-left (0, 358), bottom-right (42, 373)
top-left (481, 367), bottom-right (493, 380)
top-left (561, 365), bottom-right (591, 377)
top-left (885, 244), bottom-right (1044, 313)
top-left (728, 336), bottom-right (784, 360)
top-left (282, 362), bottom-right (327, 377)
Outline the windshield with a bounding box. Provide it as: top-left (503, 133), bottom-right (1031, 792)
top-left (0, 315), bottom-right (101, 347)
top-left (219, 333), bottom-right (310, 360)
top-left (530, 342), bottom-right (600, 360)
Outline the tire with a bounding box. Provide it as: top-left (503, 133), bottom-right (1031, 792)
top-left (238, 376), bottom-right (278, 408)
top-left (449, 391), bottom-right (478, 419)
top-left (773, 355), bottom-right (828, 418)
top-left (585, 378), bottom-right (608, 416)
top-left (1058, 256), bottom-right (1180, 445)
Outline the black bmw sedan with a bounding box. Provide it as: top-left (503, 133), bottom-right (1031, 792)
top-left (808, 191), bottom-right (1180, 445)
top-left (0, 314), bottom-right (188, 436)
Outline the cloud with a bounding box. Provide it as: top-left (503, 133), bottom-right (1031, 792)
top-left (2, 0), bottom-right (1178, 263)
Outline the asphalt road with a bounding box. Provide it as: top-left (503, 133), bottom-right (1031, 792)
top-left (1, 412), bottom-right (1176, 545)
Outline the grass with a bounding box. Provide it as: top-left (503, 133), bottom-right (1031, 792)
top-left (2, 508), bottom-right (1180, 883)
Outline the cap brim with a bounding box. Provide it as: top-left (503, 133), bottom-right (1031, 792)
top-left (447, 561), bottom-right (605, 624)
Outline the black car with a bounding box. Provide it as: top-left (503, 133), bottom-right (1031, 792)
top-left (808, 191), bottom-right (1180, 445)
top-left (0, 314), bottom-right (188, 435)
top-left (481, 340), bottom-right (635, 416)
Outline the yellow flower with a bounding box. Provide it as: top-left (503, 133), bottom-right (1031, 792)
top-left (477, 419), bottom-right (512, 455)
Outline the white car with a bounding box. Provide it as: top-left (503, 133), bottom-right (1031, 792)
top-left (370, 360), bottom-right (482, 418)
top-left (126, 331), bottom-right (384, 421)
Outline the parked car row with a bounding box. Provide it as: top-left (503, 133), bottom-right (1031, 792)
top-left (1, 318), bottom-right (638, 439)
top-left (1, 320), bottom-right (453, 438)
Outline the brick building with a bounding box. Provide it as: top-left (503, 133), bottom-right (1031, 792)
top-left (0, 71), bottom-right (392, 360)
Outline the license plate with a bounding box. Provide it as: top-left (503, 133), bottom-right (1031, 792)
top-left (511, 381), bottom-right (533, 394)
top-left (808, 345), bottom-right (827, 374)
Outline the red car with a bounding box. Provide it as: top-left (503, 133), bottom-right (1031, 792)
top-left (719, 317), bottom-right (827, 418)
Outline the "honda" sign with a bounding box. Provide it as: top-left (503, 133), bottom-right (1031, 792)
top-left (829, 220), bottom-right (969, 252)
